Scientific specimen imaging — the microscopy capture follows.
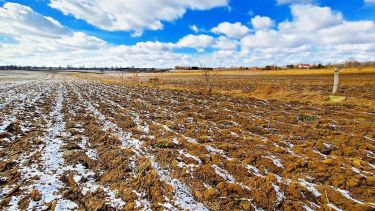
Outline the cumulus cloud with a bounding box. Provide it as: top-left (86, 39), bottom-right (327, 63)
top-left (0, 3), bottom-right (227, 67)
top-left (176, 34), bottom-right (215, 48)
top-left (49, 0), bottom-right (228, 34)
top-left (251, 16), bottom-right (275, 30)
top-left (2, 2), bottom-right (375, 68)
top-left (241, 4), bottom-right (375, 64)
top-left (0, 3), bottom-right (70, 38)
top-left (0, 3), bottom-right (185, 67)
top-left (214, 36), bottom-right (239, 50)
top-left (211, 22), bottom-right (250, 38)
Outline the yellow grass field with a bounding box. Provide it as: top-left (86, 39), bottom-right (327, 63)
top-left (74, 67), bottom-right (375, 109)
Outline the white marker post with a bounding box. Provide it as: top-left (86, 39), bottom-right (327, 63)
top-left (332, 67), bottom-right (340, 95)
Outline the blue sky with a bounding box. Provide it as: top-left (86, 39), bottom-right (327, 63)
top-left (1, 0), bottom-right (375, 67)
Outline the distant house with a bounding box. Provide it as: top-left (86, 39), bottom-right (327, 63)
top-left (297, 64), bottom-right (311, 69)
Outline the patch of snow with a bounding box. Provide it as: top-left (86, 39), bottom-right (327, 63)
top-left (205, 145), bottom-right (225, 156)
top-left (264, 155), bottom-right (284, 168)
top-left (86, 149), bottom-right (98, 160)
top-left (272, 184), bottom-right (285, 206)
top-left (364, 136), bottom-right (375, 142)
top-left (366, 150), bottom-right (375, 160)
top-left (212, 164), bottom-right (236, 183)
top-left (71, 163), bottom-right (125, 208)
top-left (351, 167), bottom-right (366, 177)
top-left (17, 84), bottom-right (68, 210)
top-left (183, 136), bottom-right (198, 144)
top-left (313, 149), bottom-right (327, 159)
top-left (323, 143), bottom-right (332, 148)
top-left (8, 195), bottom-right (22, 210)
top-left (230, 132), bottom-right (239, 137)
top-left (246, 164), bottom-right (263, 177)
top-left (336, 188), bottom-right (363, 204)
top-left (55, 199), bottom-right (79, 211)
top-left (172, 138), bottom-right (180, 145)
top-left (133, 190), bottom-right (151, 210)
top-left (171, 179), bottom-right (208, 211)
top-left (368, 163), bottom-right (375, 169)
top-left (0, 186), bottom-right (10, 198)
top-left (302, 204), bottom-right (314, 211)
top-left (327, 203), bottom-right (343, 211)
top-left (298, 179), bottom-right (321, 197)
top-left (149, 156), bottom-right (207, 210)
top-left (179, 150), bottom-right (202, 164)
top-left (163, 125), bottom-right (173, 132)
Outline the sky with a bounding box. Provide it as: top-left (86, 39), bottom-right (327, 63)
top-left (0, 0), bottom-right (375, 68)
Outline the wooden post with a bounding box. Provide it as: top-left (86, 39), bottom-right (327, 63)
top-left (332, 67), bottom-right (339, 95)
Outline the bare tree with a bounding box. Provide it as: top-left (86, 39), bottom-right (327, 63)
top-left (202, 69), bottom-right (216, 94)
top-left (200, 61), bottom-right (220, 94)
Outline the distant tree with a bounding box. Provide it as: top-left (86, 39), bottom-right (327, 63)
top-left (315, 63), bottom-right (325, 69)
top-left (344, 58), bottom-right (360, 68)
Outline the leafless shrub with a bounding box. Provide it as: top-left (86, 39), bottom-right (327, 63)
top-left (200, 61), bottom-right (220, 94)
top-left (132, 73), bottom-right (140, 85)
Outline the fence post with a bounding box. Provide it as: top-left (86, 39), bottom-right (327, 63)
top-left (332, 67), bottom-right (340, 95)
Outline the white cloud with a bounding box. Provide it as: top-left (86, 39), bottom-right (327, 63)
top-left (241, 4), bottom-right (375, 65)
top-left (2, 3), bottom-right (375, 68)
top-left (364, 0), bottom-right (375, 4)
top-left (176, 34), bottom-right (215, 48)
top-left (276, 0), bottom-right (314, 5)
top-left (0, 4), bottom-right (219, 67)
top-left (197, 48), bottom-right (205, 53)
top-left (49, 0), bottom-right (228, 35)
top-left (130, 31), bottom-right (143, 38)
top-left (57, 32), bottom-right (106, 50)
top-left (214, 36), bottom-right (239, 50)
top-left (251, 16), bottom-right (275, 30)
top-left (0, 3), bottom-right (70, 38)
top-left (190, 25), bottom-right (200, 33)
top-left (211, 22), bottom-right (250, 38)
top-left (279, 4), bottom-right (343, 33)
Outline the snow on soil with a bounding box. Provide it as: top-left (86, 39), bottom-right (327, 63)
top-left (264, 155), bottom-right (284, 168)
top-left (78, 137), bottom-right (98, 160)
top-left (2, 80), bottom-right (373, 210)
top-left (298, 179), bottom-right (321, 197)
top-left (212, 165), bottom-right (236, 183)
top-left (10, 84), bottom-right (78, 210)
top-left (70, 163), bottom-right (125, 208)
top-left (272, 184), bottom-right (285, 206)
top-left (71, 83), bottom-right (207, 210)
top-left (335, 188), bottom-right (364, 204)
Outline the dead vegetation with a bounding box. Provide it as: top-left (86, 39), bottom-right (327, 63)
top-left (0, 72), bottom-right (374, 210)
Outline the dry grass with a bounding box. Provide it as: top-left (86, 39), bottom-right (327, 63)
top-left (74, 67), bottom-right (375, 109)
top-left (1, 76), bottom-right (375, 210)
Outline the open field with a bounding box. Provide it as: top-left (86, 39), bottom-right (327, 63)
top-left (0, 70), bottom-right (375, 210)
top-left (81, 67), bottom-right (375, 108)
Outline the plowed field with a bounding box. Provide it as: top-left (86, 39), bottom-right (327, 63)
top-left (0, 73), bottom-right (374, 210)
